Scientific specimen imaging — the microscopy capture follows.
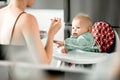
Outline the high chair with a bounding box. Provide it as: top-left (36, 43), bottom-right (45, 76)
top-left (53, 21), bottom-right (119, 70)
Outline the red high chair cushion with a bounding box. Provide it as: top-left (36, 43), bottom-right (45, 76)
top-left (92, 21), bottom-right (115, 53)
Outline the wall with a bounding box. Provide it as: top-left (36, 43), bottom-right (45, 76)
top-left (32, 0), bottom-right (63, 9)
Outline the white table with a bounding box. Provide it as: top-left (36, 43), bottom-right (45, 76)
top-left (0, 61), bottom-right (91, 80)
top-left (53, 49), bottom-right (110, 64)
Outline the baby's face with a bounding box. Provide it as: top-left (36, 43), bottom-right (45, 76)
top-left (72, 19), bottom-right (89, 37)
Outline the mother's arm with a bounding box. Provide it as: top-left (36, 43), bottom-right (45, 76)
top-left (20, 13), bottom-right (61, 64)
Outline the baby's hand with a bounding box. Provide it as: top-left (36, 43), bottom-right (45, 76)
top-left (61, 47), bottom-right (68, 54)
top-left (53, 40), bottom-right (64, 48)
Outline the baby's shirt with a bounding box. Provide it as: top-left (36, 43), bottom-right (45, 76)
top-left (65, 32), bottom-right (99, 52)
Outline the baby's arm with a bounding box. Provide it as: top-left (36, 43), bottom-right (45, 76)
top-left (61, 47), bottom-right (68, 54)
top-left (53, 40), bottom-right (64, 47)
top-left (53, 40), bottom-right (68, 53)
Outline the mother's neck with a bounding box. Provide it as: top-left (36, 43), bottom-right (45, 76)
top-left (8, 0), bottom-right (26, 11)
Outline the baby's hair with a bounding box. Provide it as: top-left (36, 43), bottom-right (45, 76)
top-left (73, 13), bottom-right (93, 27)
top-left (74, 13), bottom-right (90, 18)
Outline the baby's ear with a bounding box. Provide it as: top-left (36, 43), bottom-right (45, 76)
top-left (88, 26), bottom-right (92, 33)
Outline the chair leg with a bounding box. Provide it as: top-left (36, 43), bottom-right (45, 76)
top-left (56, 60), bottom-right (62, 67)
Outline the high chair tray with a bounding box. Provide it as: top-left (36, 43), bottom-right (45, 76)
top-left (53, 49), bottom-right (110, 64)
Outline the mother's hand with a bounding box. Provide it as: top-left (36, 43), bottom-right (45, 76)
top-left (48, 18), bottom-right (61, 36)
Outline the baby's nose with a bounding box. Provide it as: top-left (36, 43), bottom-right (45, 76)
top-left (74, 28), bottom-right (77, 31)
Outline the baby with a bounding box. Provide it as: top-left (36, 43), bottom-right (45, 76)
top-left (54, 14), bottom-right (99, 53)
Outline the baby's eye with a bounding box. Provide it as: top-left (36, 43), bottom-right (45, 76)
top-left (76, 27), bottom-right (80, 29)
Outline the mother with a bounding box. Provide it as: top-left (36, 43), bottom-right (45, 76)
top-left (0, 0), bottom-right (61, 64)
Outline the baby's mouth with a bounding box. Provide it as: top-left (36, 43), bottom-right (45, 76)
top-left (73, 33), bottom-right (78, 37)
